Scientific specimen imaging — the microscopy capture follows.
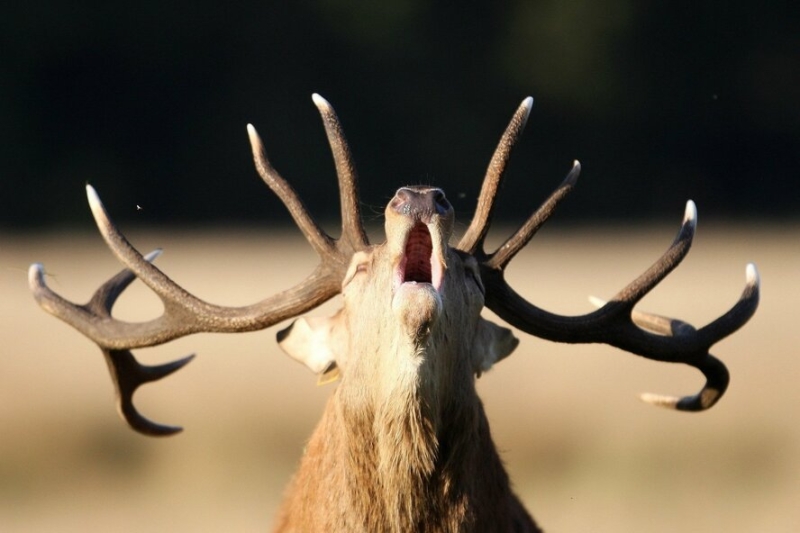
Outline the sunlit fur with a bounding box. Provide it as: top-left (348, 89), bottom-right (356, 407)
top-left (273, 189), bottom-right (537, 532)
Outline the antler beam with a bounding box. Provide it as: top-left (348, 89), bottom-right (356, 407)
top-left (462, 98), bottom-right (760, 411)
top-left (29, 94), bottom-right (368, 433)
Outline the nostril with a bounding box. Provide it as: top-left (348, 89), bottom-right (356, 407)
top-left (432, 189), bottom-right (450, 214)
top-left (390, 188), bottom-right (414, 214)
top-left (395, 188), bottom-right (413, 202)
top-left (390, 186), bottom-right (451, 222)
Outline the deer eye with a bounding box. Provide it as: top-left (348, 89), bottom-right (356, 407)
top-left (342, 252), bottom-right (372, 288)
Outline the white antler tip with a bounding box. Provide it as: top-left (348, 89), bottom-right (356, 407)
top-left (522, 96), bottom-right (534, 109)
top-left (28, 263), bottom-right (45, 287)
top-left (311, 93), bottom-right (330, 110)
top-left (745, 263), bottom-right (760, 287)
top-left (85, 184), bottom-right (104, 213)
top-left (143, 249), bottom-right (163, 263)
top-left (519, 96), bottom-right (534, 122)
top-left (246, 123), bottom-right (261, 142)
top-left (683, 200), bottom-right (698, 227)
top-left (565, 160), bottom-right (581, 185)
top-left (588, 295), bottom-right (606, 309)
top-left (640, 392), bottom-right (679, 409)
top-left (84, 184), bottom-right (115, 233)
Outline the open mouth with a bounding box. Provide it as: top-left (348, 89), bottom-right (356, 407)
top-left (396, 222), bottom-right (444, 291)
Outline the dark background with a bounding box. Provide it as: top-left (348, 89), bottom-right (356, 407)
top-left (2, 1), bottom-right (797, 230)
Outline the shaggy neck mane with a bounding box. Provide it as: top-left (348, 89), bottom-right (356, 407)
top-left (334, 340), bottom-right (495, 532)
top-left (272, 339), bottom-right (531, 532)
top-left (372, 375), bottom-right (439, 529)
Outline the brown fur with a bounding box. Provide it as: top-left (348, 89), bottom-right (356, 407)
top-left (273, 189), bottom-right (541, 532)
top-left (273, 344), bottom-right (539, 533)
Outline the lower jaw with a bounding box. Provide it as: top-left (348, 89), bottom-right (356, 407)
top-left (392, 283), bottom-right (442, 338)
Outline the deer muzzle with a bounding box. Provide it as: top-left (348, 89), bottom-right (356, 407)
top-left (387, 186), bottom-right (453, 292)
top-left (387, 186), bottom-right (453, 334)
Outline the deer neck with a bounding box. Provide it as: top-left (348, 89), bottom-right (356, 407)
top-left (334, 328), bottom-right (483, 528)
top-left (276, 301), bottom-right (518, 531)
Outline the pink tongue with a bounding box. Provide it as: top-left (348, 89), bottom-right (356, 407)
top-left (404, 225), bottom-right (432, 284)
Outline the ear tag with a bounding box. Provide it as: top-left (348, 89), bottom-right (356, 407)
top-left (316, 362), bottom-right (341, 386)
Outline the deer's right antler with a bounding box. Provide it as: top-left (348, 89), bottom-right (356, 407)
top-left (459, 97), bottom-right (760, 412)
top-left (29, 94), bottom-right (368, 435)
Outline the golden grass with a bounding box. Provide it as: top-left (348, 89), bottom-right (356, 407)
top-left (1, 223), bottom-right (797, 532)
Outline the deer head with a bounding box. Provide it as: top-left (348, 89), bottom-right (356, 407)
top-left (29, 94), bottom-right (759, 529)
top-left (275, 182), bottom-right (522, 459)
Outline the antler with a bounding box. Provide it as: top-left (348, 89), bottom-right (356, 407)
top-left (29, 94), bottom-right (368, 434)
top-left (461, 97), bottom-right (760, 411)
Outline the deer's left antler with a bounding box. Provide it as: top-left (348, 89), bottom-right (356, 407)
top-left (459, 97), bottom-right (760, 411)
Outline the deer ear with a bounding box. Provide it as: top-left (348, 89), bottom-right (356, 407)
top-left (473, 318), bottom-right (519, 377)
top-left (277, 315), bottom-right (344, 377)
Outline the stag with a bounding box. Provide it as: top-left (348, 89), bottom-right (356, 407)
top-left (30, 95), bottom-right (759, 532)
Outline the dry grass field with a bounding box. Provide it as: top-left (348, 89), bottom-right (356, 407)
top-left (1, 223), bottom-right (797, 532)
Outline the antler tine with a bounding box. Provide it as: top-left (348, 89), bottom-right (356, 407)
top-left (588, 263), bottom-right (758, 412)
top-left (640, 355), bottom-right (730, 411)
top-left (588, 295), bottom-right (696, 337)
top-left (247, 124), bottom-right (336, 260)
top-left (485, 200), bottom-right (699, 349)
top-left (85, 185), bottom-right (215, 327)
top-left (638, 263), bottom-right (758, 411)
top-left (89, 251), bottom-right (196, 434)
top-left (458, 97), bottom-right (533, 255)
top-left (32, 117), bottom-right (366, 350)
top-left (606, 200), bottom-right (697, 311)
top-left (617, 262), bottom-right (758, 412)
top-left (28, 243), bottom-right (190, 348)
top-left (29, 262), bottom-right (93, 333)
top-left (486, 160), bottom-right (581, 270)
top-left (79, 178), bottom-right (346, 347)
top-left (312, 93), bottom-right (369, 252)
top-left (31, 102), bottom-right (371, 433)
top-left (31, 250), bottom-right (196, 434)
top-left (695, 263), bottom-right (760, 345)
top-left (596, 262), bottom-right (759, 345)
top-left (88, 249), bottom-right (163, 312)
top-left (483, 189), bottom-right (761, 411)
top-left (105, 348), bottom-right (195, 436)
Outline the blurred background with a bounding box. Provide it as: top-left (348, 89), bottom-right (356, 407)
top-left (1, 1), bottom-right (798, 531)
top-left (1, 0), bottom-right (797, 227)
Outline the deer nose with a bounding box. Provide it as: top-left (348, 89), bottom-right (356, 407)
top-left (389, 187), bottom-right (452, 224)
